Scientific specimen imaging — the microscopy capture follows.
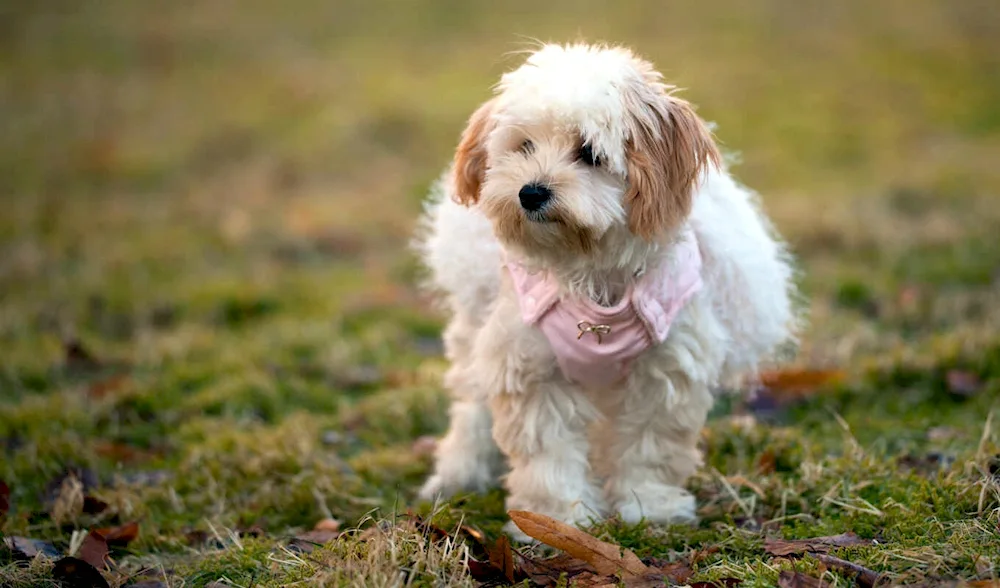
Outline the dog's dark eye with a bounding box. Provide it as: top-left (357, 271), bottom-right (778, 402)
top-left (578, 143), bottom-right (601, 167)
top-left (519, 139), bottom-right (535, 154)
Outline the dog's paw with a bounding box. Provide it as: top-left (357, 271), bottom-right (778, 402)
top-left (417, 470), bottom-right (495, 503)
top-left (616, 484), bottom-right (697, 525)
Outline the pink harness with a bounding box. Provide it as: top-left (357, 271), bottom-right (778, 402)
top-left (505, 233), bottom-right (703, 389)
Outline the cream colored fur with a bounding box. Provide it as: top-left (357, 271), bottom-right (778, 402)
top-left (412, 43), bottom-right (798, 540)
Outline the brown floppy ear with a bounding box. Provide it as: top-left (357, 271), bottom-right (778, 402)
top-left (452, 98), bottom-right (497, 205)
top-left (624, 93), bottom-right (720, 240)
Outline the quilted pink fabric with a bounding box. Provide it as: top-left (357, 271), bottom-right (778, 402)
top-left (505, 233), bottom-right (703, 390)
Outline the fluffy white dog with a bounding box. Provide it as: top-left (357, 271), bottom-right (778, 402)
top-left (414, 43), bottom-right (798, 538)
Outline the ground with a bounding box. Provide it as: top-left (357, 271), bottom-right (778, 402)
top-left (1, 1), bottom-right (999, 586)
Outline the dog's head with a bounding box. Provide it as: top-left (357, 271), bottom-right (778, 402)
top-left (451, 43), bottom-right (720, 259)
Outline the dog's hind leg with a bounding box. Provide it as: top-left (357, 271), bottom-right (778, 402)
top-left (419, 315), bottom-right (504, 501)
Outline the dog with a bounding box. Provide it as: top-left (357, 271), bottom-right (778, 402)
top-left (413, 42), bottom-right (798, 539)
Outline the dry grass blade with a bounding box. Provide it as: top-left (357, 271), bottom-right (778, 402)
top-left (507, 510), bottom-right (651, 578)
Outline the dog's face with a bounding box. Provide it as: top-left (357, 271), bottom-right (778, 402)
top-left (451, 44), bottom-right (721, 258)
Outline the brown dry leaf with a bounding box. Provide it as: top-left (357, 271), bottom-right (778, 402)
top-left (968, 581), bottom-right (1000, 587)
top-left (82, 495), bottom-right (109, 515)
top-left (757, 368), bottom-right (846, 400)
top-left (64, 337), bottom-right (102, 370)
top-left (489, 535), bottom-right (517, 584)
top-left (52, 556), bottom-right (110, 588)
top-left (645, 556), bottom-right (695, 584)
top-left (0, 479), bottom-right (9, 516)
top-left (508, 510), bottom-right (652, 578)
top-left (756, 450), bottom-right (778, 474)
top-left (778, 571), bottom-right (827, 587)
top-left (95, 521), bottom-right (140, 547)
top-left (689, 579), bottom-right (742, 588)
top-left (86, 375), bottom-right (130, 399)
top-left (314, 518), bottom-right (341, 532)
top-left (945, 370), bottom-right (981, 398)
top-left (519, 553), bottom-right (597, 586)
top-left (94, 441), bottom-right (159, 465)
top-left (764, 532), bottom-right (872, 556)
top-left (291, 528), bottom-right (340, 552)
top-left (78, 530), bottom-right (109, 569)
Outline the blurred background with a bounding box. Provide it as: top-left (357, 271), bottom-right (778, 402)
top-left (1, 0), bottom-right (1000, 568)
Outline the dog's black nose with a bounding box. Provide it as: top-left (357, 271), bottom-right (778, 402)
top-left (518, 183), bottom-right (552, 212)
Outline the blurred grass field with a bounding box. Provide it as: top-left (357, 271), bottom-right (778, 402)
top-left (2, 1), bottom-right (1000, 586)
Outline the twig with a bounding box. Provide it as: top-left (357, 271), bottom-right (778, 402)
top-left (812, 553), bottom-right (885, 588)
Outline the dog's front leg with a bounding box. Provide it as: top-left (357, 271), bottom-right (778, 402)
top-left (491, 381), bottom-right (607, 541)
top-left (607, 375), bottom-right (713, 525)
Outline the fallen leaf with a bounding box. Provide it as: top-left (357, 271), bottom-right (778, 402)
top-left (689, 579), bottom-right (742, 588)
top-left (519, 553), bottom-right (597, 586)
top-left (968, 581), bottom-right (1000, 587)
top-left (4, 536), bottom-right (61, 560)
top-left (508, 510), bottom-right (652, 578)
top-left (945, 370), bottom-right (981, 398)
top-left (764, 532), bottom-right (872, 556)
top-left (467, 558), bottom-right (513, 586)
top-left (314, 518), bottom-right (341, 532)
top-left (289, 528), bottom-right (340, 553)
top-left (86, 375), bottom-right (130, 399)
top-left (644, 557), bottom-right (695, 584)
top-left (64, 337), bottom-right (101, 370)
top-left (94, 442), bottom-right (157, 465)
top-left (77, 530), bottom-right (109, 569)
top-left (489, 535), bottom-right (517, 584)
top-left (94, 521), bottom-right (140, 547)
top-left (52, 556), bottom-right (110, 588)
top-left (756, 450), bottom-right (778, 474)
top-left (778, 571), bottom-right (827, 587)
top-left (757, 368), bottom-right (845, 397)
top-left (0, 479), bottom-right (9, 516)
top-left (811, 553), bottom-right (884, 588)
top-left (82, 495), bottom-right (109, 515)
top-left (897, 452), bottom-right (955, 476)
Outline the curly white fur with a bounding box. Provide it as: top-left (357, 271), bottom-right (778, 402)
top-left (413, 43), bottom-right (798, 538)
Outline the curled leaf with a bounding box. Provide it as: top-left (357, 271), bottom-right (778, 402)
top-left (508, 510), bottom-right (651, 578)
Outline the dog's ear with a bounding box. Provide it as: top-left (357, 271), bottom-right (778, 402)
top-left (624, 90), bottom-right (720, 240)
top-left (452, 98), bottom-right (497, 205)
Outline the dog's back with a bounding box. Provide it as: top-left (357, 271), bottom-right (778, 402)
top-left (689, 167), bottom-right (800, 384)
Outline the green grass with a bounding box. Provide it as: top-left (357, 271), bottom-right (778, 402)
top-left (2, 1), bottom-right (1000, 586)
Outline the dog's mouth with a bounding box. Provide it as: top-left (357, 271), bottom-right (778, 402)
top-left (524, 209), bottom-right (553, 223)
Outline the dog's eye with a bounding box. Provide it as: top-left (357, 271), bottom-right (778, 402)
top-left (578, 143), bottom-right (601, 167)
top-left (519, 139), bottom-right (535, 154)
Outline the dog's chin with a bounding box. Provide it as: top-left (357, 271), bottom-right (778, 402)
top-left (524, 209), bottom-right (555, 224)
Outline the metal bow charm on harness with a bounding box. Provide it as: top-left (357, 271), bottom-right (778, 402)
top-left (576, 321), bottom-right (612, 344)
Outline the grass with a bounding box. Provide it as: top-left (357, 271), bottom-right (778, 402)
top-left (1, 0), bottom-right (999, 586)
